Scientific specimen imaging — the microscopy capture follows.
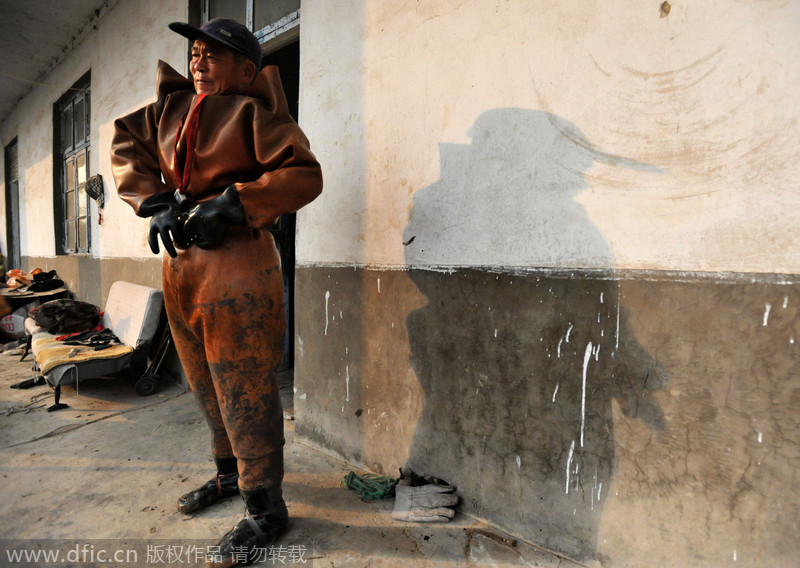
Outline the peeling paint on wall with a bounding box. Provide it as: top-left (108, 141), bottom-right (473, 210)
top-left (324, 290), bottom-right (330, 336)
top-left (581, 342), bottom-right (592, 448)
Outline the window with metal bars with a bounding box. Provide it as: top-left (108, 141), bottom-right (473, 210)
top-left (54, 72), bottom-right (91, 254)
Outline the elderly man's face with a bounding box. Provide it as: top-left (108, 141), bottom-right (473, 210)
top-left (190, 38), bottom-right (255, 95)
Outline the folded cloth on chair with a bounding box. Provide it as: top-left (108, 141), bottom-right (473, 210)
top-left (32, 334), bottom-right (133, 374)
top-left (62, 328), bottom-right (120, 346)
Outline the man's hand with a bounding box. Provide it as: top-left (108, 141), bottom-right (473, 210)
top-left (138, 192), bottom-right (192, 258)
top-left (182, 185), bottom-right (247, 249)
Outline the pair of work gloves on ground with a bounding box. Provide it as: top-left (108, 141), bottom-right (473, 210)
top-left (138, 186), bottom-right (247, 257)
top-left (392, 468), bottom-right (459, 523)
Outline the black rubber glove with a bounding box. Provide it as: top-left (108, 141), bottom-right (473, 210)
top-left (138, 192), bottom-right (192, 258)
top-left (182, 185), bottom-right (247, 249)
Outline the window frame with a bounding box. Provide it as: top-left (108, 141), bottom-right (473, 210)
top-left (53, 71), bottom-right (92, 255)
top-left (201, 0), bottom-right (300, 48)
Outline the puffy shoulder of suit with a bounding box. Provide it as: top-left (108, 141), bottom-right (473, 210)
top-left (245, 65), bottom-right (291, 118)
top-left (155, 60), bottom-right (195, 101)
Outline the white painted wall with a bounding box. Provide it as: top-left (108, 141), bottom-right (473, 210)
top-left (298, 0), bottom-right (800, 274)
top-left (298, 0), bottom-right (366, 265)
top-left (0, 0), bottom-right (187, 261)
top-left (94, 0), bottom-right (187, 259)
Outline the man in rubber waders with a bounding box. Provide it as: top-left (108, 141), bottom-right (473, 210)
top-left (111, 18), bottom-right (322, 568)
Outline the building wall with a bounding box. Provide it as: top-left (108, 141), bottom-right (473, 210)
top-left (0, 0), bottom-right (187, 305)
top-left (299, 0), bottom-right (800, 273)
top-left (296, 1), bottom-right (800, 566)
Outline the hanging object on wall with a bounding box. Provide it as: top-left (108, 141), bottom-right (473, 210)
top-left (85, 174), bottom-right (105, 223)
top-left (85, 174), bottom-right (105, 207)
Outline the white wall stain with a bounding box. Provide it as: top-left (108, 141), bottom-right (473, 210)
top-left (298, 336), bottom-right (304, 358)
top-left (566, 323), bottom-right (574, 343)
top-left (324, 290), bottom-right (331, 335)
top-left (377, 277), bottom-right (381, 293)
top-left (581, 341), bottom-right (593, 447)
top-left (346, 364), bottom-right (350, 402)
top-left (557, 337), bottom-right (564, 358)
top-left (552, 383), bottom-right (560, 402)
top-left (566, 440), bottom-right (576, 494)
top-left (516, 455), bottom-right (522, 469)
top-left (763, 302), bottom-right (772, 326)
top-left (782, 295), bottom-right (788, 309)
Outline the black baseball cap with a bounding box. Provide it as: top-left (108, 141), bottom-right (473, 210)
top-left (169, 18), bottom-right (262, 69)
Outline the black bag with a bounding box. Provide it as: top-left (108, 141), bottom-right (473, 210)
top-left (30, 299), bottom-right (101, 334)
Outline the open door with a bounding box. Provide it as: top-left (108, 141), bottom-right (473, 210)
top-left (262, 41), bottom-right (300, 372)
top-left (4, 139), bottom-right (20, 271)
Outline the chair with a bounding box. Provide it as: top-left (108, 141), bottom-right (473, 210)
top-left (27, 281), bottom-right (164, 411)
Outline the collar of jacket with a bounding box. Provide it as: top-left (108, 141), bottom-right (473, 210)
top-left (155, 60), bottom-right (291, 119)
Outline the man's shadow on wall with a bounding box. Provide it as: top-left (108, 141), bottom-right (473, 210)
top-left (402, 108), bottom-right (667, 561)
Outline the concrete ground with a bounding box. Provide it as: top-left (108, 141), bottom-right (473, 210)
top-left (0, 346), bottom-right (581, 568)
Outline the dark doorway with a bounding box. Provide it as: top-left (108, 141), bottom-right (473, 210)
top-left (4, 138), bottom-right (20, 271)
top-left (262, 40), bottom-right (299, 372)
top-left (263, 41), bottom-right (299, 119)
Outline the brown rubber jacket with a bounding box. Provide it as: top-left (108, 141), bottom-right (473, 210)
top-left (111, 60), bottom-right (322, 228)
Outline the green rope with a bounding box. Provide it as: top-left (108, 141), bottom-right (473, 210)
top-left (343, 471), bottom-right (399, 501)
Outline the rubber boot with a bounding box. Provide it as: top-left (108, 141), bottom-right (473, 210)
top-left (206, 486), bottom-right (288, 568)
top-left (178, 457), bottom-right (239, 514)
